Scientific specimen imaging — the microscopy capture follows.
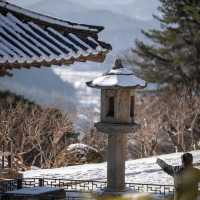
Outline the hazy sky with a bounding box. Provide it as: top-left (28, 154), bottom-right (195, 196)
top-left (7, 0), bottom-right (159, 21)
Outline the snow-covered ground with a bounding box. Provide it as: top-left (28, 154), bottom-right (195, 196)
top-left (24, 151), bottom-right (200, 185)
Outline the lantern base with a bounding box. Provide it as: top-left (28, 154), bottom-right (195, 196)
top-left (95, 122), bottom-right (140, 134)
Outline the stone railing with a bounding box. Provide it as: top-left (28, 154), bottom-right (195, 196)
top-left (0, 178), bottom-right (175, 196)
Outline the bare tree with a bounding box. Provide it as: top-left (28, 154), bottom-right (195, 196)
top-left (0, 93), bottom-right (73, 168)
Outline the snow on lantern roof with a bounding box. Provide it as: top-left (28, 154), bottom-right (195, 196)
top-left (87, 59), bottom-right (146, 89)
top-left (0, 1), bottom-right (112, 76)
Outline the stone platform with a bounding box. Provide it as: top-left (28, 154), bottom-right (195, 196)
top-left (4, 187), bottom-right (66, 200)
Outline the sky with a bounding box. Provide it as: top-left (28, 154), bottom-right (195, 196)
top-left (7, 0), bottom-right (159, 21)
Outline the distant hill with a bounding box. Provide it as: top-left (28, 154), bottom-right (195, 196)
top-left (30, 0), bottom-right (89, 19)
top-left (59, 0), bottom-right (160, 21)
top-left (0, 90), bottom-right (35, 108)
top-left (29, 0), bottom-right (157, 52)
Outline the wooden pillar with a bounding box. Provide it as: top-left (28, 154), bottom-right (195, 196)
top-left (2, 143), bottom-right (5, 169)
top-left (107, 133), bottom-right (127, 192)
top-left (8, 142), bottom-right (13, 169)
top-left (39, 178), bottom-right (44, 187)
top-left (17, 178), bottom-right (23, 189)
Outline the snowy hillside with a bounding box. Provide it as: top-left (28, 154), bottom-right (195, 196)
top-left (0, 0), bottom-right (159, 132)
top-left (24, 151), bottom-right (200, 185)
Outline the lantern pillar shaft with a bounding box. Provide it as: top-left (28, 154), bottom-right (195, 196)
top-left (107, 133), bottom-right (127, 192)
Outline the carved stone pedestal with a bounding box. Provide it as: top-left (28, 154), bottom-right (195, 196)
top-left (95, 122), bottom-right (139, 194)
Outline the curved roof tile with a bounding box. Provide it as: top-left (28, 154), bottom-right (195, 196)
top-left (0, 1), bottom-right (112, 76)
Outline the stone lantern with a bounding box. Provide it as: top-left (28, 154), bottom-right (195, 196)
top-left (86, 59), bottom-right (146, 194)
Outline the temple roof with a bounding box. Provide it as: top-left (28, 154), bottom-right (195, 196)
top-left (87, 59), bottom-right (146, 89)
top-left (0, 1), bottom-right (112, 76)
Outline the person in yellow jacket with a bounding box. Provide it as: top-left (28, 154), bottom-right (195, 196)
top-left (157, 153), bottom-right (200, 200)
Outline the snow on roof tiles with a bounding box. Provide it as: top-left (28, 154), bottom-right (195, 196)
top-left (0, 1), bottom-right (103, 32)
top-left (0, 1), bottom-right (112, 76)
top-left (87, 61), bottom-right (146, 89)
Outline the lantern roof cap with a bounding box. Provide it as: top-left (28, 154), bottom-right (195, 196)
top-left (86, 59), bottom-right (146, 89)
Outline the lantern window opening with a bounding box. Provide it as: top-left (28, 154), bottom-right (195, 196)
top-left (130, 96), bottom-right (134, 118)
top-left (107, 96), bottom-right (115, 117)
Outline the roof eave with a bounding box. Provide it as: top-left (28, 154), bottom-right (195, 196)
top-left (0, 52), bottom-right (109, 77)
top-left (86, 82), bottom-right (147, 90)
top-left (0, 1), bottom-right (104, 34)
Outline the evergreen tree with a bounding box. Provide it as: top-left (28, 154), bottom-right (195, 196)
top-left (131, 0), bottom-right (200, 89)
